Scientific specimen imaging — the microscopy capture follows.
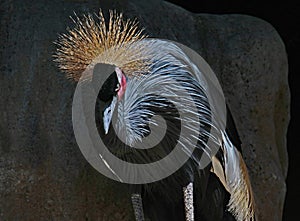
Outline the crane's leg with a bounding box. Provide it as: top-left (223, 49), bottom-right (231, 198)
top-left (183, 182), bottom-right (194, 221)
top-left (131, 193), bottom-right (145, 221)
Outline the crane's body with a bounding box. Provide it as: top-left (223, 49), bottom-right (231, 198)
top-left (54, 11), bottom-right (255, 221)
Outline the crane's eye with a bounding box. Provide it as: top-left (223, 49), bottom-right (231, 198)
top-left (115, 83), bottom-right (120, 92)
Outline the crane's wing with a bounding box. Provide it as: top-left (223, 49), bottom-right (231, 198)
top-left (211, 108), bottom-right (256, 221)
top-left (172, 41), bottom-right (256, 221)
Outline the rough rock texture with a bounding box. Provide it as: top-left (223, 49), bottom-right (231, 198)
top-left (0, 0), bottom-right (289, 220)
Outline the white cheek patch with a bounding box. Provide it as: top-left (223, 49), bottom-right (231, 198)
top-left (115, 67), bottom-right (123, 84)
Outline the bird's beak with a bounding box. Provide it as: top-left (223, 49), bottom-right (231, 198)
top-left (103, 96), bottom-right (117, 134)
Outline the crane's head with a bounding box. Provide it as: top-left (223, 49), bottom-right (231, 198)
top-left (54, 10), bottom-right (150, 137)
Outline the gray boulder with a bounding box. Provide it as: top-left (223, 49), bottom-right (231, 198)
top-left (0, 0), bottom-right (289, 220)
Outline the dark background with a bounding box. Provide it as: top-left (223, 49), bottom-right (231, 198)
top-left (165, 1), bottom-right (298, 220)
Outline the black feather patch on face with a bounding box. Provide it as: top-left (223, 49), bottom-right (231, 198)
top-left (94, 70), bottom-right (120, 136)
top-left (98, 71), bottom-right (119, 102)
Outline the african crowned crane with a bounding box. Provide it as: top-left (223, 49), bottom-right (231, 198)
top-left (54, 11), bottom-right (255, 221)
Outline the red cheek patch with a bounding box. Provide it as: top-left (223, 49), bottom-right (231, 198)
top-left (115, 67), bottom-right (126, 100)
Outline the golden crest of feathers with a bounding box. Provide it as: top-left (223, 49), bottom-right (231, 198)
top-left (54, 10), bottom-right (149, 81)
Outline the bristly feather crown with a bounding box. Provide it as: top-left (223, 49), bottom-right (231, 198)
top-left (54, 10), bottom-right (149, 81)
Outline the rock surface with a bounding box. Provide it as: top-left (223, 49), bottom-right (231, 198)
top-left (0, 0), bottom-right (289, 220)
